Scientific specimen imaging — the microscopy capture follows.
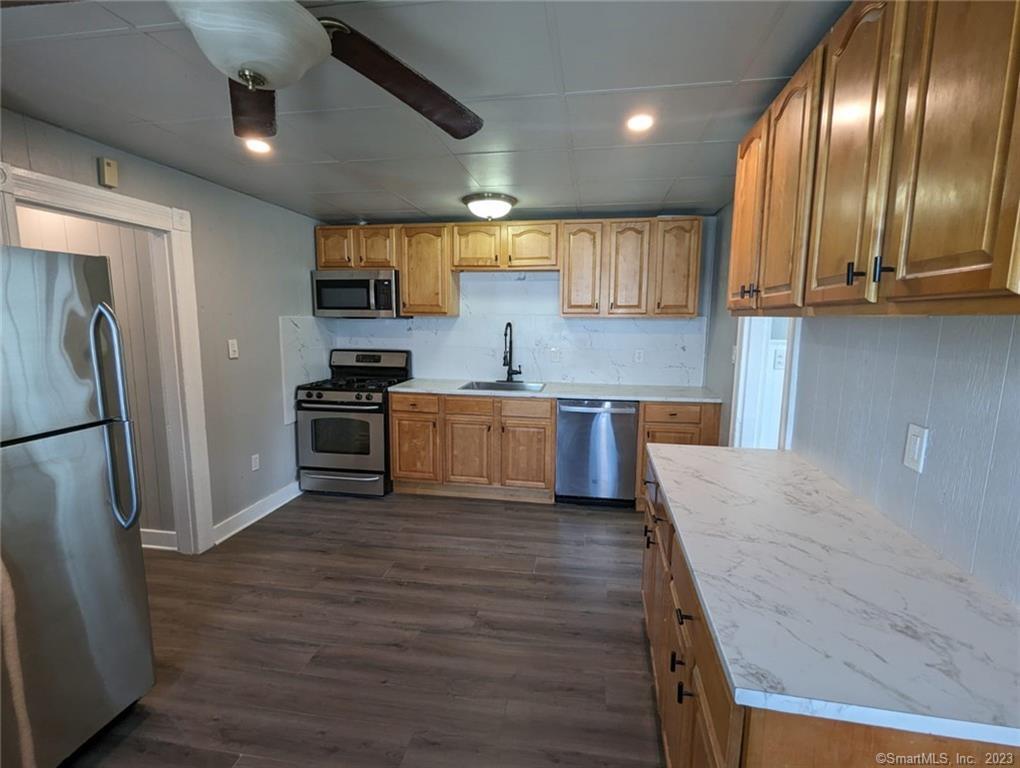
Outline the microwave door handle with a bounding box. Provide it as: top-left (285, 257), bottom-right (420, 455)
top-left (369, 281), bottom-right (376, 311)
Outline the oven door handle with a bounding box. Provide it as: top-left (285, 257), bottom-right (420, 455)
top-left (297, 403), bottom-right (383, 411)
top-left (302, 472), bottom-right (383, 483)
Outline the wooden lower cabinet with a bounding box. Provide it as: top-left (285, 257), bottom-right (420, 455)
top-left (636, 402), bottom-right (721, 509)
top-left (390, 412), bottom-right (441, 481)
top-left (500, 417), bottom-right (554, 489)
top-left (444, 414), bottom-right (496, 485)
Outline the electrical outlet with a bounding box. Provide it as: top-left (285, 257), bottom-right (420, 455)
top-left (227, 338), bottom-right (239, 359)
top-left (633, 349), bottom-right (645, 363)
top-left (548, 347), bottom-right (563, 363)
top-left (903, 424), bottom-right (929, 473)
top-left (250, 453), bottom-right (260, 472)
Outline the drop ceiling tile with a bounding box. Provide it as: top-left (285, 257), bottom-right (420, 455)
top-left (155, 117), bottom-right (334, 165)
top-left (213, 161), bottom-right (372, 198)
top-left (441, 96), bottom-right (570, 154)
top-left (2, 33), bottom-right (230, 122)
top-left (742, 1), bottom-right (847, 80)
top-left (702, 79), bottom-right (785, 142)
top-left (567, 84), bottom-right (730, 148)
top-left (553, 1), bottom-right (784, 92)
top-left (513, 205), bottom-right (580, 219)
top-left (312, 190), bottom-right (419, 216)
top-left (347, 154), bottom-right (477, 193)
top-left (572, 142), bottom-right (738, 182)
top-left (280, 107), bottom-right (451, 161)
top-left (664, 176), bottom-right (735, 209)
top-left (457, 149), bottom-right (573, 188)
top-left (577, 178), bottom-right (673, 206)
top-left (577, 202), bottom-right (668, 217)
top-left (314, 1), bottom-right (561, 99)
top-left (0, 2), bottom-right (130, 42)
top-left (99, 1), bottom-right (182, 30)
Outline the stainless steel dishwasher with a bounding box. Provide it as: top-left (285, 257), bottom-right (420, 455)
top-left (555, 399), bottom-right (639, 503)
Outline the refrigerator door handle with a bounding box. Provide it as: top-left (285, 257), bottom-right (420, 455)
top-left (90, 303), bottom-right (140, 529)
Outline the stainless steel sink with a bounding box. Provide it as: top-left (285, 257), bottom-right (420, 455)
top-left (459, 381), bottom-right (546, 392)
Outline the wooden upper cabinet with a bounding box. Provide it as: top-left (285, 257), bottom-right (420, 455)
top-left (505, 222), bottom-right (558, 269)
top-left (806, 0), bottom-right (905, 306)
top-left (607, 220), bottom-right (651, 314)
top-left (653, 217), bottom-right (701, 316)
top-left (399, 225), bottom-right (458, 316)
top-left (560, 221), bottom-right (604, 314)
top-left (728, 113), bottom-right (769, 310)
top-left (356, 226), bottom-right (397, 268)
top-left (452, 224), bottom-right (501, 269)
top-left (316, 226), bottom-right (355, 268)
top-left (758, 49), bottom-right (822, 310)
top-left (882, 0), bottom-right (1020, 300)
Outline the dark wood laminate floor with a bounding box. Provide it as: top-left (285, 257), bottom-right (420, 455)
top-left (65, 493), bottom-right (663, 768)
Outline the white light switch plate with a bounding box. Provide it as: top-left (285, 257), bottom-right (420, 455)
top-left (251, 453), bottom-right (260, 472)
top-left (903, 424), bottom-right (929, 473)
top-left (633, 349), bottom-right (645, 363)
top-left (227, 338), bottom-right (239, 359)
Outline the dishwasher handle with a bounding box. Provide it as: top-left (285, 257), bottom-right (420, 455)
top-left (559, 404), bottom-right (637, 415)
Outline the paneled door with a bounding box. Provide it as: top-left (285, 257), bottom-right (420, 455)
top-left (316, 226), bottom-right (355, 268)
top-left (452, 224), bottom-right (502, 269)
top-left (806, 0), bottom-right (905, 306)
top-left (500, 419), bottom-right (553, 489)
top-left (607, 220), bottom-right (650, 315)
top-left (505, 222), bottom-right (558, 269)
top-left (391, 413), bottom-right (441, 481)
top-left (728, 113), bottom-right (769, 310)
top-left (560, 221), bottom-right (604, 314)
top-left (444, 415), bottom-right (495, 485)
top-left (882, 0), bottom-right (1020, 300)
top-left (356, 226), bottom-right (397, 268)
top-left (758, 49), bottom-right (821, 309)
top-left (653, 217), bottom-right (701, 316)
top-left (400, 225), bottom-right (452, 315)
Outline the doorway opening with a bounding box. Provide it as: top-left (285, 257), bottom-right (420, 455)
top-left (731, 316), bottom-right (799, 449)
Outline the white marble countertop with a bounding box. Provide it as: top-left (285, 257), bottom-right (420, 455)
top-left (389, 378), bottom-right (721, 403)
top-left (646, 445), bottom-right (1020, 746)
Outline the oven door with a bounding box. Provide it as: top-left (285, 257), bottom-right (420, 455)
top-left (296, 404), bottom-right (385, 471)
top-left (312, 270), bottom-right (398, 318)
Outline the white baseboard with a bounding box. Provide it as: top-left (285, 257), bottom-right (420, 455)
top-left (141, 528), bottom-right (178, 550)
top-left (212, 481), bottom-right (301, 545)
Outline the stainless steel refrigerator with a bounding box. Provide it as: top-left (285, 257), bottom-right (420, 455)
top-left (1, 245), bottom-right (155, 767)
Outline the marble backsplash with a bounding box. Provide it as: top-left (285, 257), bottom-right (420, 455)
top-left (279, 272), bottom-right (709, 423)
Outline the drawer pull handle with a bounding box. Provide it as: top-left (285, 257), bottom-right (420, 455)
top-left (642, 479), bottom-right (657, 487)
top-left (845, 261), bottom-right (867, 286)
top-left (670, 650), bottom-right (684, 672)
top-left (645, 536), bottom-right (656, 549)
top-left (677, 681), bottom-right (695, 704)
top-left (676, 607), bottom-right (693, 625)
top-left (651, 514), bottom-right (665, 524)
top-left (643, 525), bottom-right (651, 537)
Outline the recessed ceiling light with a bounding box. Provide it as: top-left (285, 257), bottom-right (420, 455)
top-left (244, 138), bottom-right (272, 154)
top-left (462, 192), bottom-right (518, 220)
top-left (626, 113), bottom-right (655, 133)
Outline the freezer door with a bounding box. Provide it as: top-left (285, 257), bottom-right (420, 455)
top-left (1, 424), bottom-right (154, 768)
top-left (1, 246), bottom-right (114, 443)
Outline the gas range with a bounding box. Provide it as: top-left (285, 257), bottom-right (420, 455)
top-left (295, 349), bottom-right (411, 497)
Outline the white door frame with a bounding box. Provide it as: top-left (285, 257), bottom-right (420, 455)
top-left (0, 163), bottom-right (215, 554)
top-left (729, 315), bottom-right (801, 449)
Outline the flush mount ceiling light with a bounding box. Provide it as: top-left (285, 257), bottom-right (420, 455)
top-left (626, 113), bottom-right (655, 132)
top-left (244, 137), bottom-right (273, 154)
top-left (462, 192), bottom-right (518, 220)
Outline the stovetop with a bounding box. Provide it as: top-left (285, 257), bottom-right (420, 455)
top-left (295, 349), bottom-right (411, 406)
top-left (301, 376), bottom-right (404, 393)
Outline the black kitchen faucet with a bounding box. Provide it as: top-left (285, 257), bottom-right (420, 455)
top-left (503, 322), bottom-right (522, 382)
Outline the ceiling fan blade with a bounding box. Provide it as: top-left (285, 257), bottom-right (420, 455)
top-left (229, 79), bottom-right (277, 139)
top-left (323, 19), bottom-right (483, 140)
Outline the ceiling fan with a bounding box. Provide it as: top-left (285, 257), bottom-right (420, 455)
top-left (166, 1), bottom-right (483, 141)
top-left (1, 0), bottom-right (484, 141)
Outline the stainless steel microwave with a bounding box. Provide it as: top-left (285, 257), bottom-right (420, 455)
top-left (311, 270), bottom-right (400, 318)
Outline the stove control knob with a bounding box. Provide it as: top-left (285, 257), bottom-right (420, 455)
top-left (315, 392), bottom-right (324, 399)
top-left (355, 393), bottom-right (363, 400)
top-left (305, 392), bottom-right (313, 399)
top-left (365, 393), bottom-right (373, 401)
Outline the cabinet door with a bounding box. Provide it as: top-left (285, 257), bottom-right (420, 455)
top-left (653, 217), bottom-right (701, 316)
top-left (316, 227), bottom-right (355, 268)
top-left (728, 114), bottom-right (769, 309)
top-left (506, 222), bottom-right (558, 269)
top-left (560, 222), bottom-right (604, 314)
top-left (356, 226), bottom-right (397, 268)
top-left (452, 224), bottom-right (502, 269)
top-left (391, 413), bottom-right (440, 481)
top-left (883, 0), bottom-right (1020, 300)
top-left (444, 415), bottom-right (495, 485)
top-left (500, 418), bottom-right (553, 489)
top-left (400, 225), bottom-right (453, 315)
top-left (661, 621), bottom-right (695, 768)
top-left (758, 50), bottom-right (821, 309)
top-left (607, 220), bottom-right (650, 315)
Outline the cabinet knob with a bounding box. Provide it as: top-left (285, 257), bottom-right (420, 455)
top-left (670, 650), bottom-right (685, 672)
top-left (677, 681), bottom-right (695, 704)
top-left (645, 535), bottom-right (656, 549)
top-left (675, 607), bottom-right (694, 625)
top-left (872, 256), bottom-right (895, 282)
top-left (739, 283), bottom-right (748, 298)
top-left (643, 525), bottom-right (651, 537)
top-left (846, 261), bottom-right (867, 286)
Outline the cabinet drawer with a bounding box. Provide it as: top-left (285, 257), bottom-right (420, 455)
top-left (390, 393), bottom-right (439, 414)
top-left (443, 396), bottom-right (494, 416)
top-left (500, 397), bottom-right (553, 419)
top-left (644, 403), bottom-right (703, 424)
